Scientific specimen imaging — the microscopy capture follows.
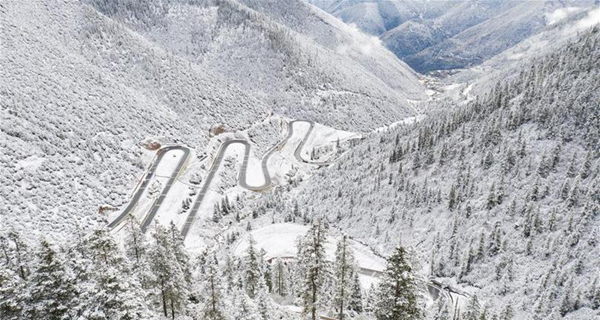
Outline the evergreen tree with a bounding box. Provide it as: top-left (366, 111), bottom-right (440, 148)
top-left (462, 295), bottom-right (480, 320)
top-left (0, 266), bottom-right (24, 320)
top-left (166, 222), bottom-right (192, 319)
top-left (374, 246), bottom-right (420, 320)
top-left (233, 290), bottom-right (261, 320)
top-left (6, 230), bottom-right (29, 280)
top-left (149, 225), bottom-right (178, 318)
top-left (348, 272), bottom-right (363, 313)
top-left (256, 274), bottom-right (272, 320)
top-left (433, 298), bottom-right (451, 320)
top-left (86, 228), bottom-right (153, 320)
top-left (273, 258), bottom-right (287, 296)
top-left (244, 235), bottom-right (263, 298)
top-left (333, 234), bottom-right (357, 319)
top-left (24, 239), bottom-right (77, 320)
top-left (199, 255), bottom-right (226, 320)
top-left (297, 220), bottom-right (328, 320)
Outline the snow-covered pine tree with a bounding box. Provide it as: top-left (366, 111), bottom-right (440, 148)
top-left (85, 228), bottom-right (153, 320)
top-left (374, 245), bottom-right (420, 320)
top-left (125, 215), bottom-right (146, 266)
top-left (432, 297), bottom-right (451, 320)
top-left (333, 234), bottom-right (357, 320)
top-left (348, 272), bottom-right (363, 313)
top-left (233, 288), bottom-right (262, 320)
top-left (24, 239), bottom-right (77, 319)
top-left (256, 272), bottom-right (273, 320)
top-left (244, 235), bottom-right (263, 298)
top-left (462, 295), bottom-right (481, 320)
top-left (297, 220), bottom-right (328, 320)
top-left (199, 254), bottom-right (226, 320)
top-left (0, 266), bottom-right (24, 320)
top-left (150, 224), bottom-right (175, 317)
top-left (6, 230), bottom-right (29, 280)
top-left (166, 222), bottom-right (192, 319)
top-left (273, 258), bottom-right (287, 296)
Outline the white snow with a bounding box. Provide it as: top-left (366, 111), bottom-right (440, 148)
top-left (233, 223), bottom-right (386, 271)
top-left (373, 115), bottom-right (424, 134)
top-left (16, 155), bottom-right (45, 172)
top-left (301, 123), bottom-right (359, 161)
top-left (244, 152), bottom-right (266, 187)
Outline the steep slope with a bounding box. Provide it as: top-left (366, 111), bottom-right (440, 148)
top-left (239, 0), bottom-right (424, 100)
top-left (263, 28), bottom-right (600, 318)
top-left (445, 6), bottom-right (600, 98)
top-left (86, 0), bottom-right (426, 131)
top-left (0, 0), bottom-right (270, 236)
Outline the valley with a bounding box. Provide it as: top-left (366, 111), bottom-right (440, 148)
top-left (1, 1), bottom-right (599, 320)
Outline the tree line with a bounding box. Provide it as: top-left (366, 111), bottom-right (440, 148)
top-left (1, 217), bottom-right (425, 320)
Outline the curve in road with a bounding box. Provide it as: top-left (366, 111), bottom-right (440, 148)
top-left (289, 120), bottom-right (333, 166)
top-left (107, 146), bottom-right (190, 232)
top-left (110, 119), bottom-right (340, 238)
top-left (181, 139), bottom-right (273, 238)
top-left (181, 119), bottom-right (334, 238)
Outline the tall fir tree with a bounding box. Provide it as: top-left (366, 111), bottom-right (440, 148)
top-left (85, 228), bottom-right (153, 320)
top-left (348, 272), bottom-right (363, 313)
top-left (199, 255), bottom-right (226, 320)
top-left (374, 246), bottom-right (421, 320)
top-left (273, 258), bottom-right (287, 296)
top-left (333, 234), bottom-right (357, 320)
top-left (297, 220), bottom-right (328, 320)
top-left (244, 235), bottom-right (263, 298)
top-left (24, 239), bottom-right (77, 320)
top-left (0, 266), bottom-right (25, 320)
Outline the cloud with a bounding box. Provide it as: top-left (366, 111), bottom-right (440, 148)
top-left (336, 23), bottom-right (382, 57)
top-left (574, 7), bottom-right (600, 30)
top-left (546, 7), bottom-right (583, 25)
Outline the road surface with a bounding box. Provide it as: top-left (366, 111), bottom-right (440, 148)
top-left (289, 120), bottom-right (333, 166)
top-left (107, 146), bottom-right (190, 231)
top-left (180, 120), bottom-right (331, 238)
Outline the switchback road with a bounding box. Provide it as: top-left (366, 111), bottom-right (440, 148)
top-left (109, 119), bottom-right (333, 237)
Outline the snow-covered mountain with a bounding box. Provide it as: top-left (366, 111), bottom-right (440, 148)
top-left (312, 0), bottom-right (598, 73)
top-left (0, 0), bottom-right (424, 237)
top-left (1, 1), bottom-right (599, 320)
top-left (86, 0), bottom-right (425, 130)
top-left (267, 27), bottom-right (600, 319)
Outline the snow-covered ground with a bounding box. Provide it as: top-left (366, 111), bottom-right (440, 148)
top-left (233, 223), bottom-right (386, 289)
top-left (373, 114), bottom-right (424, 134)
top-left (301, 122), bottom-right (360, 162)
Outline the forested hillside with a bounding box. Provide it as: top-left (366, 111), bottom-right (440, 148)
top-left (85, 0), bottom-right (425, 131)
top-left (275, 28), bottom-right (600, 319)
top-left (0, 0), bottom-right (424, 239)
top-left (0, 0), bottom-right (271, 237)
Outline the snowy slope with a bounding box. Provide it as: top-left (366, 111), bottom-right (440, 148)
top-left (257, 28), bottom-right (600, 319)
top-left (444, 6), bottom-right (600, 98)
top-left (0, 0), bottom-right (428, 239)
top-left (0, 0), bottom-right (270, 237)
top-left (86, 0), bottom-right (426, 131)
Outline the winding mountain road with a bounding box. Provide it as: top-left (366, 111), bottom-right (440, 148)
top-left (109, 119), bottom-right (331, 237)
top-left (181, 120), bottom-right (327, 238)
